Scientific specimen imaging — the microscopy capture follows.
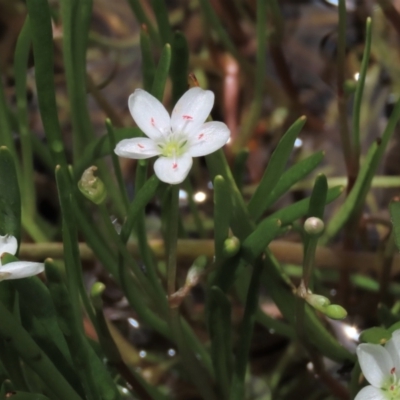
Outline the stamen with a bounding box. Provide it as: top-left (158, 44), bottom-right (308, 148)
top-left (198, 133), bottom-right (204, 140)
top-left (137, 144), bottom-right (145, 149)
top-left (391, 368), bottom-right (396, 375)
top-left (151, 117), bottom-right (155, 126)
top-left (182, 115), bottom-right (193, 120)
top-left (172, 162), bottom-right (178, 170)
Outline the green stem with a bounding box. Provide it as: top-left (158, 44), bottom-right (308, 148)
top-left (167, 185), bottom-right (180, 297)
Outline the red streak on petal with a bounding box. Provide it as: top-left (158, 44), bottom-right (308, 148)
top-left (198, 133), bottom-right (204, 139)
top-left (151, 118), bottom-right (155, 126)
top-left (182, 115), bottom-right (193, 120)
top-left (172, 163), bottom-right (178, 170)
top-left (137, 144), bottom-right (144, 149)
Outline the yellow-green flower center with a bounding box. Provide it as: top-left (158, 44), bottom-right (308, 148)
top-left (157, 134), bottom-right (188, 158)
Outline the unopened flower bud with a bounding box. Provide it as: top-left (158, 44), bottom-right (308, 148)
top-left (186, 256), bottom-right (207, 287)
top-left (304, 217), bottom-right (324, 236)
top-left (222, 236), bottom-right (240, 257)
top-left (305, 293), bottom-right (331, 309)
top-left (78, 166), bottom-right (107, 205)
top-left (323, 304), bottom-right (347, 320)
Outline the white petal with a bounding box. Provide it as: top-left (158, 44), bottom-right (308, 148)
top-left (114, 138), bottom-right (161, 159)
top-left (153, 155), bottom-right (193, 185)
top-left (385, 332), bottom-right (400, 374)
top-left (128, 89), bottom-right (171, 140)
top-left (354, 385), bottom-right (386, 400)
top-left (0, 235), bottom-right (18, 257)
top-left (357, 343), bottom-right (393, 388)
top-left (187, 121), bottom-right (231, 157)
top-left (0, 261), bottom-right (44, 280)
top-left (171, 88), bottom-right (214, 134)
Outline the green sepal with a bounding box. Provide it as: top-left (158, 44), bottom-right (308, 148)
top-left (359, 327), bottom-right (392, 344)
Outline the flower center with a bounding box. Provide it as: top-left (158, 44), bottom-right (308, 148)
top-left (382, 368), bottom-right (400, 399)
top-left (157, 132), bottom-right (188, 159)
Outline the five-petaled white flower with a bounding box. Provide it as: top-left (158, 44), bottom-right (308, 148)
top-left (0, 235), bottom-right (44, 281)
top-left (114, 87), bottom-right (231, 184)
top-left (356, 329), bottom-right (400, 400)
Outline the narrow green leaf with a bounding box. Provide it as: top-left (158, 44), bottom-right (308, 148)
top-left (140, 26), bottom-right (156, 91)
top-left (125, 0), bottom-right (159, 44)
top-left (14, 17), bottom-right (36, 218)
top-left (214, 176), bottom-right (231, 262)
top-left (171, 32), bottom-right (189, 105)
top-left (151, 44), bottom-right (171, 101)
top-left (25, 0), bottom-right (67, 168)
top-left (208, 287), bottom-right (233, 400)
top-left (259, 151), bottom-right (324, 209)
top-left (151, 0), bottom-right (173, 45)
top-left (352, 17), bottom-right (372, 160)
top-left (120, 175), bottom-right (160, 244)
top-left (248, 116), bottom-right (307, 221)
top-left (0, 147), bottom-right (21, 242)
top-left (60, 0), bottom-right (95, 159)
top-left (307, 174), bottom-right (328, 220)
top-left (232, 149), bottom-right (249, 193)
top-left (241, 219), bottom-right (281, 263)
top-left (265, 185), bottom-right (343, 228)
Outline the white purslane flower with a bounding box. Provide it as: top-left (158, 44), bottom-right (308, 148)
top-left (0, 235), bottom-right (44, 281)
top-left (355, 329), bottom-right (400, 400)
top-left (114, 87), bottom-right (231, 184)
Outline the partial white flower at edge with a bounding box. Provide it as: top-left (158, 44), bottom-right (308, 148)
top-left (356, 329), bottom-right (400, 400)
top-left (114, 87), bottom-right (231, 185)
top-left (0, 235), bottom-right (44, 281)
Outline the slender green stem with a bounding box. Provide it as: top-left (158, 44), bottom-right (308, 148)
top-left (167, 185), bottom-right (180, 297)
top-left (105, 119), bottom-right (129, 211)
top-left (352, 17), bottom-right (372, 165)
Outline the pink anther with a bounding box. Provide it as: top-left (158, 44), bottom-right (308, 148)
top-left (198, 133), bottom-right (204, 140)
top-left (172, 162), bottom-right (178, 170)
top-left (137, 143), bottom-right (145, 149)
top-left (182, 115), bottom-right (193, 120)
top-left (151, 117), bottom-right (155, 126)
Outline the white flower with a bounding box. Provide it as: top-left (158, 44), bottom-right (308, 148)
top-left (355, 330), bottom-right (400, 400)
top-left (114, 87), bottom-right (230, 184)
top-left (0, 235), bottom-right (44, 281)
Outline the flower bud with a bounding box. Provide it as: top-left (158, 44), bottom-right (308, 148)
top-left (304, 217), bottom-right (325, 236)
top-left (222, 236), bottom-right (240, 257)
top-left (186, 255), bottom-right (207, 287)
top-left (305, 293), bottom-right (331, 309)
top-left (323, 304), bottom-right (348, 320)
top-left (78, 166), bottom-right (107, 205)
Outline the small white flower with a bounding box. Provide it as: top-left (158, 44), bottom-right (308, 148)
top-left (355, 330), bottom-right (400, 400)
top-left (0, 235), bottom-right (44, 281)
top-left (114, 87), bottom-right (231, 184)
